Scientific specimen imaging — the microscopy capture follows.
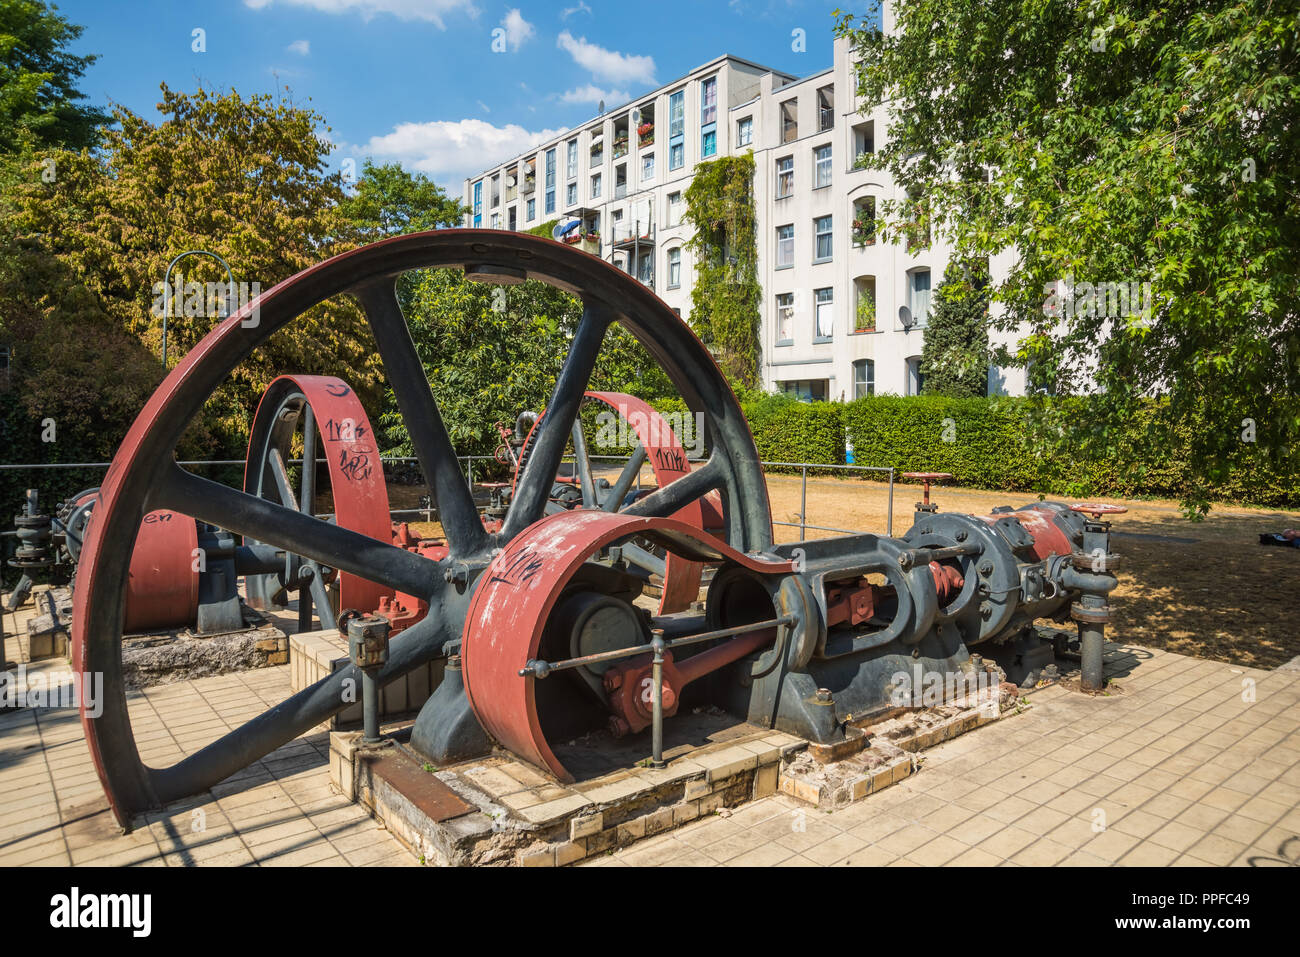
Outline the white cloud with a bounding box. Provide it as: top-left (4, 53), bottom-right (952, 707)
top-left (558, 84), bottom-right (629, 107)
top-left (560, 1), bottom-right (592, 17)
top-left (351, 118), bottom-right (566, 186)
top-left (476, 99), bottom-right (491, 113)
top-left (499, 8), bottom-right (535, 51)
top-left (556, 31), bottom-right (655, 85)
top-left (286, 39), bottom-right (311, 55)
top-left (243, 0), bottom-right (479, 29)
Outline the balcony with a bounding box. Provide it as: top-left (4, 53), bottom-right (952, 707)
top-left (610, 219), bottom-right (655, 249)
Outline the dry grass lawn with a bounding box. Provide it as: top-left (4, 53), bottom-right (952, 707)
top-left (382, 470), bottom-right (1300, 671)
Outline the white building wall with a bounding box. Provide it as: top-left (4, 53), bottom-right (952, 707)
top-left (463, 36), bottom-right (1025, 402)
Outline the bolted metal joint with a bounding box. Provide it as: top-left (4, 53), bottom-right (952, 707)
top-left (347, 614), bottom-right (391, 672)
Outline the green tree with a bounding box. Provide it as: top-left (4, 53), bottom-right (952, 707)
top-left (338, 160), bottom-right (465, 238)
top-left (9, 84), bottom-right (378, 455)
top-left (0, 0), bottom-right (107, 151)
top-left (836, 1), bottom-right (1300, 515)
top-left (920, 261), bottom-right (989, 397)
top-left (378, 268), bottom-right (574, 459)
top-left (683, 154), bottom-right (761, 389)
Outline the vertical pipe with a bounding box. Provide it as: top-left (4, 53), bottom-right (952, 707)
top-left (361, 670), bottom-right (381, 743)
top-left (1080, 622), bottom-right (1104, 692)
top-left (650, 631), bottom-right (666, 768)
top-left (297, 578), bottom-right (313, 634)
top-left (800, 465), bottom-right (808, 539)
top-left (886, 468), bottom-right (895, 536)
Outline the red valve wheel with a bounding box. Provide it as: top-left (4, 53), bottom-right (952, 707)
top-left (1069, 503), bottom-right (1128, 518)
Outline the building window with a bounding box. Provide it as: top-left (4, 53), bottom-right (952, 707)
top-left (853, 359), bottom-right (875, 398)
top-left (544, 148), bottom-right (556, 214)
top-left (906, 356), bottom-right (924, 395)
top-left (776, 225), bottom-right (794, 268)
top-left (667, 191), bottom-right (682, 226)
top-left (472, 181), bottom-right (482, 227)
top-left (508, 206), bottom-right (516, 231)
top-left (642, 152), bottom-right (655, 182)
top-left (852, 121), bottom-right (875, 168)
top-left (775, 293), bottom-right (794, 344)
top-left (667, 247), bottom-right (681, 288)
top-left (566, 182), bottom-right (577, 207)
top-left (637, 252), bottom-right (654, 286)
top-left (526, 197), bottom-right (535, 221)
top-left (490, 174), bottom-right (500, 207)
top-left (566, 139), bottom-right (578, 179)
top-left (908, 268), bottom-right (932, 326)
top-left (814, 287), bottom-right (834, 341)
top-left (701, 76), bottom-right (717, 125)
top-left (780, 99), bottom-right (797, 144)
top-left (776, 156), bottom-right (793, 198)
top-left (814, 215), bottom-right (833, 262)
top-left (669, 89), bottom-right (685, 170)
top-left (702, 125), bottom-right (716, 158)
top-left (591, 172), bottom-right (602, 198)
top-left (854, 276), bottom-right (877, 331)
top-left (906, 188), bottom-right (930, 249)
top-left (490, 211), bottom-right (500, 229)
top-left (817, 86), bottom-right (834, 132)
top-left (737, 117), bottom-right (752, 146)
top-left (853, 197), bottom-right (876, 246)
top-left (779, 379), bottom-right (828, 402)
top-left (814, 144), bottom-right (832, 189)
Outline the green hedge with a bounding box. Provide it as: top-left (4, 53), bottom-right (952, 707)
top-left (632, 392), bottom-right (1297, 508)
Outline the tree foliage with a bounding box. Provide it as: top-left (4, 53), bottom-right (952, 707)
top-left (836, 0), bottom-right (1300, 515)
top-left (338, 160), bottom-right (465, 239)
top-left (683, 153), bottom-right (761, 389)
top-left (9, 84), bottom-right (378, 455)
top-left (921, 260), bottom-right (989, 397)
top-left (377, 268), bottom-right (574, 459)
top-left (379, 261), bottom-right (680, 462)
top-left (0, 0), bottom-right (106, 152)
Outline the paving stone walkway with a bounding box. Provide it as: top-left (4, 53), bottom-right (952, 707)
top-left (582, 646), bottom-right (1300, 866)
top-left (2, 640), bottom-right (1296, 867)
top-left (0, 665), bottom-right (413, 867)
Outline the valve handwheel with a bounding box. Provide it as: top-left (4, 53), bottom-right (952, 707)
top-left (72, 229), bottom-right (775, 828)
top-left (901, 471), bottom-right (953, 511)
top-left (1069, 503), bottom-right (1129, 519)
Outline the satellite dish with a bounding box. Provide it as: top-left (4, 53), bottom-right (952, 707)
top-left (899, 305), bottom-right (915, 329)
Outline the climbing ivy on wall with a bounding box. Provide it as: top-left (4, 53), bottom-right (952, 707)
top-left (682, 154), bottom-right (761, 389)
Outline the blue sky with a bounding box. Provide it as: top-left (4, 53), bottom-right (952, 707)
top-left (54, 0), bottom-right (876, 193)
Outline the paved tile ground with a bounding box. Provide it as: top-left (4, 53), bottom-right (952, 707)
top-left (0, 665), bottom-right (414, 867)
top-left (2, 637), bottom-right (1296, 867)
top-left (583, 645), bottom-right (1300, 866)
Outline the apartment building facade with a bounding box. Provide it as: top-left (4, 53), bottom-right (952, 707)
top-left (464, 31), bottom-right (1028, 400)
